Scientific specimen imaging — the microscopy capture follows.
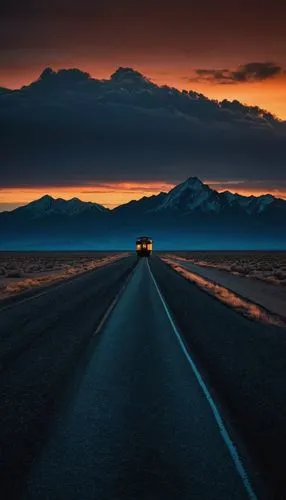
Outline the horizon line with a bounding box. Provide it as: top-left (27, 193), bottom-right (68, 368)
top-left (1, 178), bottom-right (285, 213)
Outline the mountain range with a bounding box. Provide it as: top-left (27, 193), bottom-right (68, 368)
top-left (1, 178), bottom-right (285, 250)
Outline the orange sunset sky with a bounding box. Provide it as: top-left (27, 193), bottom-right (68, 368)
top-left (1, 0), bottom-right (286, 210)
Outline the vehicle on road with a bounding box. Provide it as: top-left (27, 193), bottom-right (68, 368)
top-left (136, 236), bottom-right (153, 257)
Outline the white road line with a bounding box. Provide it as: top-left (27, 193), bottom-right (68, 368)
top-left (147, 258), bottom-right (258, 500)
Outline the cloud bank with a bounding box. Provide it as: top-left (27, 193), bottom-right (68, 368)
top-left (0, 66), bottom-right (285, 188)
top-left (193, 62), bottom-right (282, 84)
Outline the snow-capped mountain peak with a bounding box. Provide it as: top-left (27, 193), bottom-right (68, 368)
top-left (221, 190), bottom-right (276, 214)
top-left (184, 176), bottom-right (204, 189)
top-left (143, 178), bottom-right (282, 216)
top-left (170, 177), bottom-right (204, 194)
top-left (21, 195), bottom-right (54, 213)
top-left (16, 195), bottom-right (108, 218)
top-left (152, 177), bottom-right (222, 214)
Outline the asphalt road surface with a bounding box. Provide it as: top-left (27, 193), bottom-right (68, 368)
top-left (1, 255), bottom-right (285, 498)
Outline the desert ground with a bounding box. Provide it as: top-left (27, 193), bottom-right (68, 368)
top-left (160, 251), bottom-right (286, 323)
top-left (0, 251), bottom-right (127, 298)
top-left (165, 251), bottom-right (286, 286)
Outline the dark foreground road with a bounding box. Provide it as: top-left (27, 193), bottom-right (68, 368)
top-left (0, 255), bottom-right (284, 498)
top-left (0, 255), bottom-right (137, 497)
top-left (20, 257), bottom-right (262, 500)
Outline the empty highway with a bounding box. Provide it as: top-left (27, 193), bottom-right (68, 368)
top-left (0, 255), bottom-right (285, 498)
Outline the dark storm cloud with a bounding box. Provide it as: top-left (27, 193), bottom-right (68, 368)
top-left (233, 62), bottom-right (282, 82)
top-left (0, 66), bottom-right (285, 187)
top-left (193, 62), bottom-right (282, 84)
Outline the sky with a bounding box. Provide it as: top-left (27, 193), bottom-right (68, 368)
top-left (0, 0), bottom-right (286, 210)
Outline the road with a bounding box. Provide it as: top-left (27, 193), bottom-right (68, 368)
top-left (0, 256), bottom-right (137, 497)
top-left (1, 255), bottom-right (285, 498)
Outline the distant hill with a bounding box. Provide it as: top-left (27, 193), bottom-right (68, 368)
top-left (11, 194), bottom-right (109, 218)
top-left (1, 178), bottom-right (286, 249)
